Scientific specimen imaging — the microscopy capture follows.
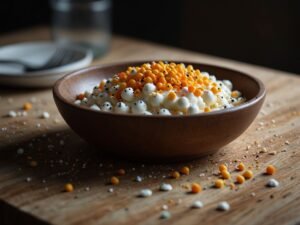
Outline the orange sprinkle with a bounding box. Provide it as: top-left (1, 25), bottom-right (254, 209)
top-left (221, 170), bottom-right (231, 179)
top-left (76, 93), bottom-right (85, 100)
top-left (215, 179), bottom-right (224, 188)
top-left (180, 166), bottom-right (190, 175)
top-left (236, 175), bottom-right (245, 184)
top-left (171, 171), bottom-right (180, 179)
top-left (266, 165), bottom-right (276, 175)
top-left (111, 176), bottom-right (120, 185)
top-left (23, 102), bottom-right (33, 111)
top-left (236, 162), bottom-right (245, 171)
top-left (242, 170), bottom-right (253, 179)
top-left (167, 92), bottom-right (177, 101)
top-left (64, 183), bottom-right (74, 192)
top-left (219, 164), bottom-right (228, 172)
top-left (191, 183), bottom-right (202, 193)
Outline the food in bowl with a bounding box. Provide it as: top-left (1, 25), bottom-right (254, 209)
top-left (74, 61), bottom-right (245, 115)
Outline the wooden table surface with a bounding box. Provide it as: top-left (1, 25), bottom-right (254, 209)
top-left (0, 27), bottom-right (299, 225)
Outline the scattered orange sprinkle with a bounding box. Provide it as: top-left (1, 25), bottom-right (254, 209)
top-left (219, 164), bottom-right (228, 172)
top-left (221, 170), bottom-right (231, 179)
top-left (23, 102), bottom-right (32, 111)
top-left (266, 165), bottom-right (276, 175)
top-left (76, 93), bottom-right (85, 100)
top-left (236, 162), bottom-right (245, 171)
top-left (236, 175), bottom-right (245, 184)
top-left (171, 171), bottom-right (181, 179)
top-left (64, 183), bottom-right (74, 192)
top-left (180, 166), bottom-right (190, 175)
top-left (215, 179), bottom-right (225, 188)
top-left (111, 176), bottom-right (120, 185)
top-left (191, 183), bottom-right (202, 193)
top-left (242, 170), bottom-right (253, 179)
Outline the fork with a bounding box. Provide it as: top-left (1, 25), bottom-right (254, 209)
top-left (0, 47), bottom-right (81, 72)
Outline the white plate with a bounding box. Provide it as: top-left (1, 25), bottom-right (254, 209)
top-left (0, 42), bottom-right (93, 87)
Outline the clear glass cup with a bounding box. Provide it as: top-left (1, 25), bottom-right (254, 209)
top-left (50, 0), bottom-right (111, 58)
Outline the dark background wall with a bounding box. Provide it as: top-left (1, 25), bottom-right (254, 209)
top-left (0, 0), bottom-right (299, 74)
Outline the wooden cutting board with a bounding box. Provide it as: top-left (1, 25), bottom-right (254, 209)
top-left (0, 27), bottom-right (299, 225)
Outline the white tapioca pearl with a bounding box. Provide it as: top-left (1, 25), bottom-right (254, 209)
top-left (41, 112), bottom-right (50, 119)
top-left (84, 91), bottom-right (91, 97)
top-left (209, 75), bottom-right (217, 82)
top-left (191, 200), bottom-right (204, 209)
top-left (187, 105), bottom-right (200, 115)
top-left (96, 93), bottom-right (108, 105)
top-left (158, 108), bottom-right (171, 115)
top-left (132, 100), bottom-right (147, 114)
top-left (181, 86), bottom-right (189, 95)
top-left (109, 85), bottom-right (120, 94)
top-left (121, 87), bottom-right (134, 102)
top-left (160, 183), bottom-right (173, 191)
top-left (222, 80), bottom-right (233, 90)
top-left (101, 101), bottom-right (113, 112)
top-left (90, 104), bottom-right (101, 111)
top-left (143, 111), bottom-right (152, 115)
top-left (201, 71), bottom-right (210, 77)
top-left (74, 100), bottom-right (81, 105)
top-left (115, 102), bottom-right (129, 114)
top-left (139, 189), bottom-right (152, 197)
top-left (197, 97), bottom-right (206, 109)
top-left (267, 178), bottom-right (279, 188)
top-left (92, 87), bottom-right (101, 95)
top-left (142, 83), bottom-right (156, 95)
top-left (202, 90), bottom-right (216, 106)
top-left (8, 110), bottom-right (17, 118)
top-left (186, 93), bottom-right (198, 104)
top-left (217, 201), bottom-right (230, 211)
top-left (149, 92), bottom-right (164, 107)
top-left (176, 97), bottom-right (190, 111)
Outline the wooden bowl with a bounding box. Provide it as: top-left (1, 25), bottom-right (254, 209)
top-left (53, 61), bottom-right (266, 162)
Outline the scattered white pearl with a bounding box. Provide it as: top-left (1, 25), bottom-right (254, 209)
top-left (160, 210), bottom-right (171, 219)
top-left (161, 205), bottom-right (168, 210)
top-left (139, 189), bottom-right (152, 197)
top-left (191, 200), bottom-right (204, 209)
top-left (26, 177), bottom-right (32, 182)
top-left (209, 75), bottom-right (217, 82)
top-left (143, 83), bottom-right (156, 95)
top-left (90, 104), bottom-right (101, 111)
top-left (158, 108), bottom-right (171, 115)
top-left (121, 88), bottom-right (134, 102)
top-left (132, 100), bottom-right (147, 114)
top-left (41, 112), bottom-right (50, 119)
top-left (108, 187), bottom-right (114, 193)
top-left (101, 101), bottom-right (113, 112)
top-left (176, 97), bottom-right (190, 111)
top-left (143, 111), bottom-right (152, 115)
top-left (96, 92), bottom-right (108, 105)
top-left (135, 176), bottom-right (143, 182)
top-left (187, 105), bottom-right (200, 115)
top-left (217, 201), bottom-right (230, 211)
top-left (115, 102), bottom-right (129, 114)
top-left (202, 90), bottom-right (216, 106)
top-left (160, 183), bottom-right (173, 191)
top-left (74, 100), bottom-right (81, 105)
top-left (222, 80), bottom-right (233, 90)
top-left (8, 110), bottom-right (17, 118)
top-left (149, 92), bottom-right (164, 107)
top-left (84, 91), bottom-right (92, 98)
top-left (267, 178), bottom-right (279, 188)
top-left (17, 148), bottom-right (24, 155)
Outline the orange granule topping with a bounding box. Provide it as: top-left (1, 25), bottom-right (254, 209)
top-left (99, 61), bottom-right (214, 100)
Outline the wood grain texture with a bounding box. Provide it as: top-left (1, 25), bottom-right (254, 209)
top-left (0, 27), bottom-right (300, 225)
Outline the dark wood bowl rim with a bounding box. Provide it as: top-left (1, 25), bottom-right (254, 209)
top-left (53, 60), bottom-right (266, 119)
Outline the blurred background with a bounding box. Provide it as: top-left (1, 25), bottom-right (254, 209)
top-left (0, 0), bottom-right (299, 73)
